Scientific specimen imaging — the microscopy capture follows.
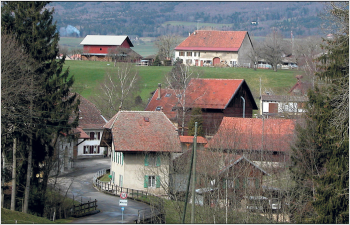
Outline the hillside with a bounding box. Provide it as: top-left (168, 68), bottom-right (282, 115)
top-left (48, 2), bottom-right (327, 39)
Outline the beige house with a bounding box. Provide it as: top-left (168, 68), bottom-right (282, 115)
top-left (174, 30), bottom-right (254, 67)
top-left (100, 111), bottom-right (182, 195)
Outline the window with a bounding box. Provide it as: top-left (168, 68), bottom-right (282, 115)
top-left (186, 52), bottom-right (192, 56)
top-left (83, 145), bottom-right (100, 154)
top-left (194, 52), bottom-right (197, 57)
top-left (179, 51), bottom-right (185, 56)
top-left (89, 132), bottom-right (100, 140)
top-left (100, 48), bottom-right (102, 51)
top-left (149, 176), bottom-right (156, 187)
top-left (144, 154), bottom-right (161, 167)
top-left (144, 175), bottom-right (160, 188)
top-left (155, 106), bottom-right (162, 111)
top-left (165, 93), bottom-right (171, 97)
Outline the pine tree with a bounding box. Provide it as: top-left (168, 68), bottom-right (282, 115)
top-left (188, 108), bottom-right (204, 136)
top-left (2, 2), bottom-right (80, 215)
top-left (290, 3), bottom-right (349, 223)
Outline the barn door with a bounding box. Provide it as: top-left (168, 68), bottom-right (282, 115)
top-left (213, 57), bottom-right (220, 66)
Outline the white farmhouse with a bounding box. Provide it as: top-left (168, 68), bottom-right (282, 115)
top-left (174, 30), bottom-right (254, 67)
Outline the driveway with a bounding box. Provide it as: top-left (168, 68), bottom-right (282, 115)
top-left (52, 158), bottom-right (150, 223)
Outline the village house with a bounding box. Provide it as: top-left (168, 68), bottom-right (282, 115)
top-left (145, 78), bottom-right (258, 136)
top-left (260, 75), bottom-right (309, 118)
top-left (100, 111), bottom-right (182, 195)
top-left (80, 35), bottom-right (142, 62)
top-left (174, 30), bottom-right (254, 67)
top-left (206, 117), bottom-right (295, 166)
top-left (74, 95), bottom-right (108, 158)
top-left (171, 149), bottom-right (269, 207)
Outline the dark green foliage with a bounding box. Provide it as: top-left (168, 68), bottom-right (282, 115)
top-left (187, 108), bottom-right (204, 136)
top-left (2, 1), bottom-right (80, 216)
top-left (153, 55), bottom-right (162, 66)
top-left (290, 3), bottom-right (349, 223)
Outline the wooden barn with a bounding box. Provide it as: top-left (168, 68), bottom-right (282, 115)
top-left (80, 35), bottom-right (142, 62)
top-left (145, 78), bottom-right (258, 135)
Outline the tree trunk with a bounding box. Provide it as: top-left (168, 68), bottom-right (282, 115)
top-left (11, 137), bottom-right (17, 211)
top-left (23, 137), bottom-right (32, 213)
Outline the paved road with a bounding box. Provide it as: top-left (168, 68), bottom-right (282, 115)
top-left (53, 158), bottom-right (150, 223)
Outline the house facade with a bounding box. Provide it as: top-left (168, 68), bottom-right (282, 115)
top-left (145, 78), bottom-right (258, 135)
top-left (100, 111), bottom-right (182, 195)
top-left (80, 35), bottom-right (142, 62)
top-left (259, 76), bottom-right (309, 118)
top-left (75, 95), bottom-right (108, 158)
top-left (259, 94), bottom-right (308, 118)
top-left (174, 30), bottom-right (254, 67)
top-left (206, 117), bottom-right (295, 165)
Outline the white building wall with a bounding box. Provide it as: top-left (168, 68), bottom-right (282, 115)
top-left (77, 128), bottom-right (106, 157)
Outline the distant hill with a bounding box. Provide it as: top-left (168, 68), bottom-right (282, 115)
top-left (48, 2), bottom-right (327, 39)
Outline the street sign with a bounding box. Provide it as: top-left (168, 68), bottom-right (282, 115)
top-left (119, 199), bottom-right (128, 206)
top-left (120, 192), bottom-right (127, 199)
top-left (121, 207), bottom-right (125, 211)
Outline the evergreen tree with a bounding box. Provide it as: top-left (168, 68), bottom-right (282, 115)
top-left (290, 2), bottom-right (349, 223)
top-left (2, 2), bottom-right (80, 215)
top-left (188, 108), bottom-right (204, 136)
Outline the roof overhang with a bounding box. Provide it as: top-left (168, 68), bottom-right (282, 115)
top-left (175, 47), bottom-right (240, 52)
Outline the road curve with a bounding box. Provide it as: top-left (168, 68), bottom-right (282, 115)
top-left (53, 158), bottom-right (150, 223)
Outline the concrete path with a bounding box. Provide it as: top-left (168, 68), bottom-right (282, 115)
top-left (52, 158), bottom-right (150, 223)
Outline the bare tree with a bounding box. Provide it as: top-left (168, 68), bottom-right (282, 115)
top-left (259, 31), bottom-right (286, 72)
top-left (92, 62), bottom-right (140, 119)
top-left (154, 35), bottom-right (181, 62)
top-left (165, 63), bottom-right (202, 135)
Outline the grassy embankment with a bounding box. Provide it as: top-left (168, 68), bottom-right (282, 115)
top-left (64, 60), bottom-right (300, 108)
top-left (1, 208), bottom-right (73, 224)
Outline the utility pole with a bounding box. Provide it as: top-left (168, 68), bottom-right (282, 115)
top-left (191, 122), bottom-right (198, 224)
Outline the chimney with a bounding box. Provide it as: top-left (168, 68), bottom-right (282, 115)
top-left (189, 32), bottom-right (191, 36)
top-left (157, 83), bottom-right (161, 100)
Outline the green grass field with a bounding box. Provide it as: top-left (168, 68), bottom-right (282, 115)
top-left (64, 60), bottom-right (300, 107)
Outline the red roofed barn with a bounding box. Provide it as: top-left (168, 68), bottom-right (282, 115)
top-left (175, 30), bottom-right (254, 67)
top-left (100, 111), bottom-right (182, 195)
top-left (145, 78), bottom-right (258, 135)
top-left (80, 35), bottom-right (142, 62)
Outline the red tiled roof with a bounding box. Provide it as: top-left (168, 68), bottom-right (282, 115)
top-left (77, 95), bottom-right (107, 129)
top-left (185, 78), bottom-right (244, 109)
top-left (207, 117), bottom-right (295, 152)
top-left (107, 111), bottom-right (182, 152)
top-left (180, 136), bottom-right (207, 144)
top-left (73, 127), bottom-right (90, 139)
top-left (175, 30), bottom-right (248, 51)
top-left (144, 88), bottom-right (179, 120)
top-left (145, 79), bottom-right (257, 116)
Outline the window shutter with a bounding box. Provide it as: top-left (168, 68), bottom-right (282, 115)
top-left (98, 146), bottom-right (100, 154)
top-left (156, 156), bottom-right (161, 167)
top-left (90, 132), bottom-right (94, 140)
top-left (121, 153), bottom-right (123, 165)
top-left (97, 132), bottom-right (100, 140)
top-left (117, 152), bottom-right (119, 164)
top-left (144, 154), bottom-right (149, 166)
top-left (144, 175), bottom-right (149, 188)
top-left (156, 176), bottom-right (161, 188)
top-left (255, 178), bottom-right (260, 189)
top-left (235, 178), bottom-right (240, 189)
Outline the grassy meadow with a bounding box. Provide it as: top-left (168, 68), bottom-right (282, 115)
top-left (64, 60), bottom-right (300, 107)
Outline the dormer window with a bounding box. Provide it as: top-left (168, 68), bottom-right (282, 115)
top-left (165, 93), bottom-right (171, 97)
top-left (156, 106), bottom-right (162, 111)
top-left (100, 48), bottom-right (102, 50)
